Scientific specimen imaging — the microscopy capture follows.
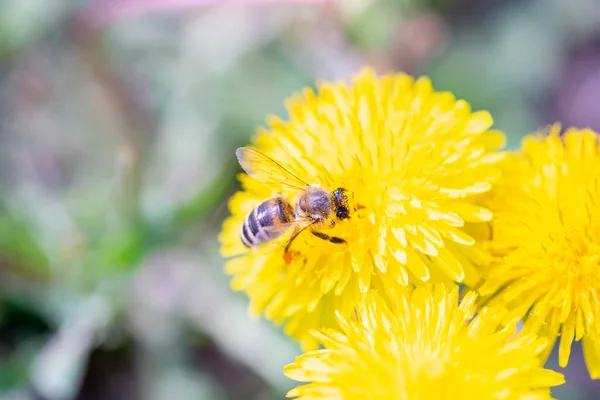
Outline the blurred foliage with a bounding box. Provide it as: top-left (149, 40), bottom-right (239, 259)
top-left (1, 0), bottom-right (600, 399)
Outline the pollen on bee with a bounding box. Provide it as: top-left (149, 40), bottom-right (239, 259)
top-left (284, 250), bottom-right (300, 264)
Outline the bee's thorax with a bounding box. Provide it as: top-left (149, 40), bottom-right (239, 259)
top-left (296, 185), bottom-right (333, 222)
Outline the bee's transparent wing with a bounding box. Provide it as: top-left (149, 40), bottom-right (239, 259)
top-left (236, 147), bottom-right (308, 190)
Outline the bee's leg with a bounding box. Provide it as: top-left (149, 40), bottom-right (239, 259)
top-left (284, 224), bottom-right (312, 253)
top-left (311, 231), bottom-right (346, 244)
top-left (284, 227), bottom-right (302, 253)
top-left (283, 225), bottom-right (313, 264)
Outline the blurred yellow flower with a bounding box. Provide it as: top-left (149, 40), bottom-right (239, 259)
top-left (219, 67), bottom-right (505, 349)
top-left (478, 124), bottom-right (600, 379)
top-left (285, 284), bottom-right (564, 399)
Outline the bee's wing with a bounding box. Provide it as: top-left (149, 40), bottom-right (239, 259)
top-left (236, 147), bottom-right (309, 191)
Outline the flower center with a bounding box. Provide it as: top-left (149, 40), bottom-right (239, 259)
top-left (548, 229), bottom-right (600, 280)
top-left (413, 355), bottom-right (447, 380)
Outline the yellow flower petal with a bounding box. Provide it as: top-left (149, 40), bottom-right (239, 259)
top-left (583, 335), bottom-right (600, 379)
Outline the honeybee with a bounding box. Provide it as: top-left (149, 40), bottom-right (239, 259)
top-left (236, 147), bottom-right (352, 253)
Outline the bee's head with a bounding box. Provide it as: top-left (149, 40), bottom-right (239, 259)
top-left (297, 186), bottom-right (332, 222)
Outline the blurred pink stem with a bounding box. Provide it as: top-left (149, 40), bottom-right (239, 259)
top-left (79, 0), bottom-right (336, 30)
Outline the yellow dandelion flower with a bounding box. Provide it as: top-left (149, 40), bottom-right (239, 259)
top-left (284, 284), bottom-right (564, 399)
top-left (219, 67), bottom-right (505, 349)
top-left (478, 124), bottom-right (600, 378)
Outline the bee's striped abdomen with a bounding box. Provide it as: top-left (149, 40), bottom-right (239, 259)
top-left (241, 197), bottom-right (294, 248)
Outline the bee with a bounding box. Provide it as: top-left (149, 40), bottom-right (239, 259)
top-left (236, 147), bottom-right (352, 253)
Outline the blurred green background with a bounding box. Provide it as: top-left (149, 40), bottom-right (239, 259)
top-left (1, 0), bottom-right (600, 399)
